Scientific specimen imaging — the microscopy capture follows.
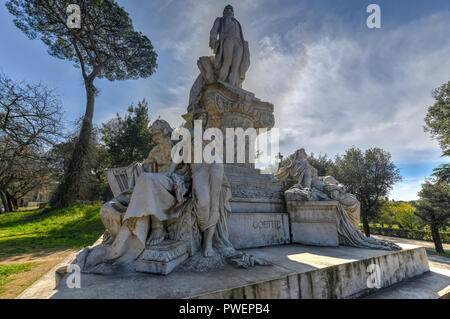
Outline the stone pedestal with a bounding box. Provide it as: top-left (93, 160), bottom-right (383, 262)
top-left (225, 165), bottom-right (285, 214)
top-left (201, 81), bottom-right (275, 134)
top-left (189, 81), bottom-right (288, 249)
top-left (287, 200), bottom-right (340, 247)
top-left (227, 213), bottom-right (290, 249)
top-left (225, 165), bottom-right (288, 249)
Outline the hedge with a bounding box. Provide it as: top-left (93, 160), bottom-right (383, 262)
top-left (367, 225), bottom-right (450, 244)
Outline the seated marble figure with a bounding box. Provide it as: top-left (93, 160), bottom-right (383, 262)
top-left (81, 118), bottom-right (269, 273)
top-left (86, 120), bottom-right (191, 268)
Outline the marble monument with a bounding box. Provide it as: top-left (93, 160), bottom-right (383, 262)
top-left (71, 5), bottom-right (400, 278)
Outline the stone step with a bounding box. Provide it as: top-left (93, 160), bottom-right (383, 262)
top-left (19, 243), bottom-right (431, 299)
top-left (364, 267), bottom-right (450, 299)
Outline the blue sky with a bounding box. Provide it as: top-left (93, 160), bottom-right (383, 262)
top-left (0, 0), bottom-right (449, 200)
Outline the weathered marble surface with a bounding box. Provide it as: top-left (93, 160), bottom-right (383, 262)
top-left (277, 148), bottom-right (401, 251)
top-left (209, 4), bottom-right (250, 88)
top-left (227, 213), bottom-right (290, 249)
top-left (135, 241), bottom-right (189, 275)
top-left (288, 201), bottom-right (340, 246)
top-left (225, 165), bottom-right (285, 214)
top-left (19, 243), bottom-right (432, 299)
top-left (79, 117), bottom-right (270, 275)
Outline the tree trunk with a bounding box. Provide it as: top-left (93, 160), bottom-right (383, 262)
top-left (51, 81), bottom-right (96, 208)
top-left (1, 191), bottom-right (12, 213)
top-left (0, 191), bottom-right (9, 213)
top-left (430, 223), bottom-right (444, 253)
top-left (6, 192), bottom-right (15, 211)
top-left (363, 218), bottom-right (370, 237)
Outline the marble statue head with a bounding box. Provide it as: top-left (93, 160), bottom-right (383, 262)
top-left (293, 148), bottom-right (308, 160)
top-left (150, 119), bottom-right (173, 143)
top-left (223, 5), bottom-right (234, 17)
top-left (323, 176), bottom-right (339, 185)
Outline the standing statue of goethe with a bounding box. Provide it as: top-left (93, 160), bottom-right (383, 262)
top-left (209, 5), bottom-right (250, 88)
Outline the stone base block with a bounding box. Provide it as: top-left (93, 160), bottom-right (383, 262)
top-left (229, 198), bottom-right (285, 214)
top-left (227, 213), bottom-right (290, 249)
top-left (288, 201), bottom-right (340, 246)
top-left (224, 165), bottom-right (286, 214)
top-left (135, 240), bottom-right (188, 275)
top-left (135, 254), bottom-right (188, 276)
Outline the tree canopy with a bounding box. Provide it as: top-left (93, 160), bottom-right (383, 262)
top-left (331, 147), bottom-right (402, 236)
top-left (101, 100), bottom-right (154, 167)
top-left (6, 0), bottom-right (158, 207)
top-left (424, 80), bottom-right (450, 157)
top-left (6, 0), bottom-right (157, 83)
top-left (0, 73), bottom-right (62, 211)
top-left (414, 179), bottom-right (450, 253)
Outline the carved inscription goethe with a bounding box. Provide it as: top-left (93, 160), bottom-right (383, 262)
top-left (252, 219), bottom-right (282, 230)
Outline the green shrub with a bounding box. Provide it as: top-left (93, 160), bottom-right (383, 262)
top-left (368, 224), bottom-right (450, 243)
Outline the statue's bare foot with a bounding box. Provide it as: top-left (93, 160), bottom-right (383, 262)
top-left (86, 246), bottom-right (108, 268)
top-left (147, 228), bottom-right (166, 246)
top-left (202, 225), bottom-right (216, 257)
top-left (203, 241), bottom-right (215, 257)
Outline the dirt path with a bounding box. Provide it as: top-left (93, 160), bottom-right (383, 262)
top-left (0, 249), bottom-right (77, 299)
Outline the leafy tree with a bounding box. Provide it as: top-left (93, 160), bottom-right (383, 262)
top-left (424, 80), bottom-right (450, 157)
top-left (0, 73), bottom-right (62, 211)
top-left (307, 153), bottom-right (336, 176)
top-left (378, 201), bottom-right (421, 229)
top-left (101, 100), bottom-right (154, 167)
top-left (330, 147), bottom-right (402, 237)
top-left (49, 124), bottom-right (111, 205)
top-left (378, 199), bottom-right (398, 226)
top-left (6, 0), bottom-right (158, 207)
top-left (431, 163), bottom-right (450, 183)
top-left (424, 81), bottom-right (450, 184)
top-left (393, 202), bottom-right (422, 230)
top-left (414, 179), bottom-right (450, 253)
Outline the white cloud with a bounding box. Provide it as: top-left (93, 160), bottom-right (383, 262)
top-left (115, 2), bottom-right (449, 200)
top-left (390, 177), bottom-right (425, 202)
top-left (243, 11), bottom-right (450, 167)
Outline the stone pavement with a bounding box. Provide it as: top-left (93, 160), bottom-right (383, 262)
top-left (18, 243), bottom-right (429, 299)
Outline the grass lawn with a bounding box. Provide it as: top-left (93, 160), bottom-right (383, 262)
top-left (0, 204), bottom-right (104, 257)
top-left (14, 206), bottom-right (40, 212)
top-left (0, 204), bottom-right (104, 298)
top-left (0, 263), bottom-right (37, 294)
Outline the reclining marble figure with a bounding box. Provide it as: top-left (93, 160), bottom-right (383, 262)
top-left (275, 148), bottom-right (401, 251)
